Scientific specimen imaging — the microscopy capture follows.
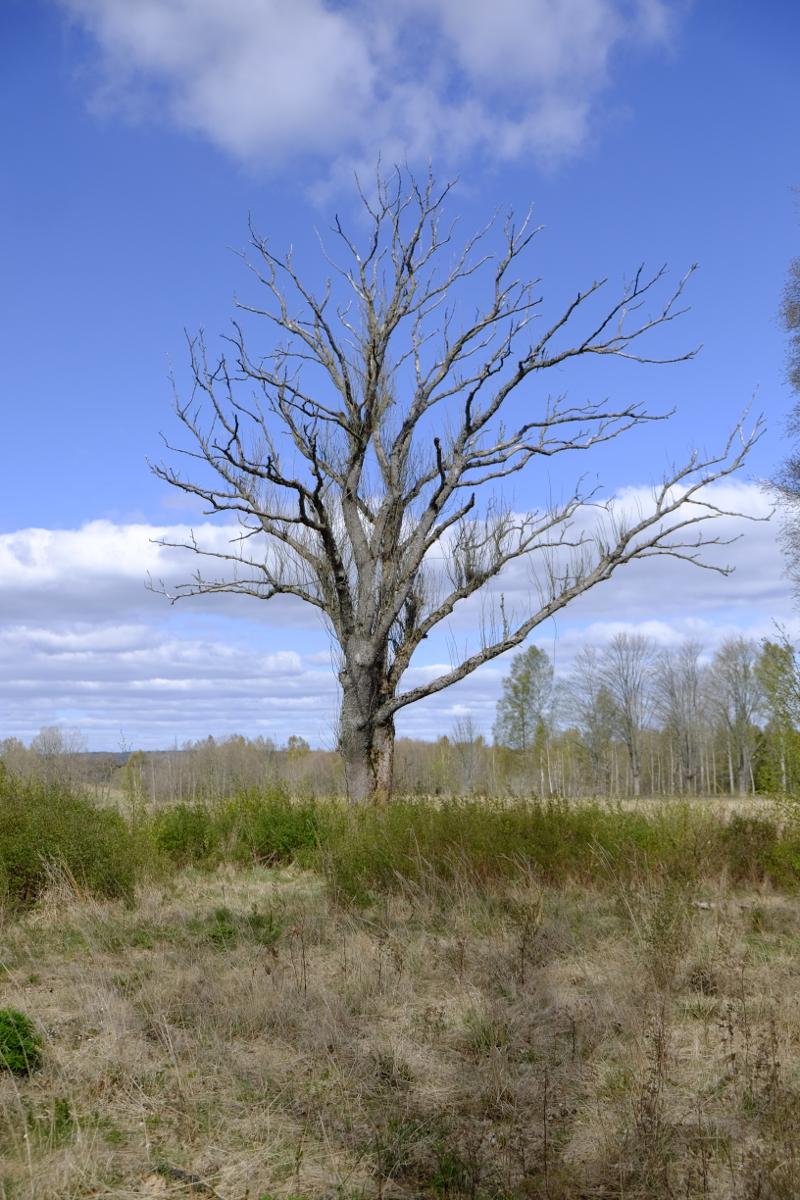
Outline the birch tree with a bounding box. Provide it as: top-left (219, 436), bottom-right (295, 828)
top-left (152, 167), bottom-right (760, 802)
top-left (566, 647), bottom-right (617, 795)
top-left (599, 633), bottom-right (655, 797)
top-left (654, 641), bottom-right (704, 793)
top-left (756, 637), bottom-right (800, 792)
top-left (707, 637), bottom-right (762, 795)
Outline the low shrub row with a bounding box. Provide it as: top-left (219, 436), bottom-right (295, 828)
top-left (2, 770), bottom-right (800, 912)
top-left (319, 801), bottom-right (800, 903)
top-left (150, 787), bottom-right (321, 869)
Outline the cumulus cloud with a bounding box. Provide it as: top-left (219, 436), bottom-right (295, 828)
top-left (0, 482), bottom-right (791, 747)
top-left (0, 519), bottom-right (314, 625)
top-left (56, 0), bottom-right (677, 171)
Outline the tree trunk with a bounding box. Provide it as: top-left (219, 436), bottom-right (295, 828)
top-left (738, 749), bottom-right (749, 797)
top-left (340, 722), bottom-right (374, 804)
top-left (372, 719), bottom-right (395, 804)
top-left (339, 686), bottom-right (396, 804)
top-left (627, 739), bottom-right (641, 798)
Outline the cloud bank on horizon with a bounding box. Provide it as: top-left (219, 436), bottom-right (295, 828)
top-left (0, 482), bottom-right (792, 748)
top-left (56, 0), bottom-right (677, 171)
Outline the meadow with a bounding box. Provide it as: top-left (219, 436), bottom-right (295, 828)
top-left (3, 776), bottom-right (800, 1198)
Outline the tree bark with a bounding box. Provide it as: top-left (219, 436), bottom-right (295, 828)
top-left (340, 720), bottom-right (374, 804)
top-left (339, 681), bottom-right (396, 804)
top-left (630, 746), bottom-right (642, 798)
top-left (372, 719), bottom-right (395, 804)
top-left (738, 749), bottom-right (749, 797)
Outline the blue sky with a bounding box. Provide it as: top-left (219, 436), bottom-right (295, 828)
top-left (1, 0), bottom-right (798, 748)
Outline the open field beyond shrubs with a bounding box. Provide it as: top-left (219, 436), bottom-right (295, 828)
top-left (4, 776), bottom-right (800, 1196)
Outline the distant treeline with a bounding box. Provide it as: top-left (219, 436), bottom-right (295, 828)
top-left (2, 632), bottom-right (799, 800)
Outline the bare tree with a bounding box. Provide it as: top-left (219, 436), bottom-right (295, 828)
top-left (450, 715), bottom-right (486, 795)
top-left (654, 641), bottom-right (704, 793)
top-left (152, 167), bottom-right (760, 802)
top-left (566, 646), bottom-right (617, 796)
top-left (29, 725), bottom-right (87, 789)
top-left (599, 633), bottom-right (655, 797)
top-left (707, 637), bottom-right (762, 795)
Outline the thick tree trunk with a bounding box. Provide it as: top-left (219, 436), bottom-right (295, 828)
top-left (339, 683), bottom-right (396, 804)
top-left (340, 720), bottom-right (373, 803)
top-left (372, 719), bottom-right (395, 804)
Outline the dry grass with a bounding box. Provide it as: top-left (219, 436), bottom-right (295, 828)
top-left (3, 858), bottom-right (800, 1199)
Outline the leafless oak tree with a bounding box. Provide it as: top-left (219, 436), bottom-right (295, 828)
top-left (152, 167), bottom-right (760, 802)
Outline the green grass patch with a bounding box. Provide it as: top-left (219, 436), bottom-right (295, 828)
top-left (189, 904), bottom-right (284, 949)
top-left (0, 1009), bottom-right (43, 1076)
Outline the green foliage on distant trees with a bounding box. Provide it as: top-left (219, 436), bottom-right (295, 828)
top-left (756, 637), bottom-right (800, 794)
top-left (493, 645), bottom-right (553, 752)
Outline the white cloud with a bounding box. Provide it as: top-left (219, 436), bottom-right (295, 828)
top-left (0, 481), bottom-right (791, 748)
top-left (56, 0), bottom-right (677, 171)
top-left (0, 519), bottom-right (314, 625)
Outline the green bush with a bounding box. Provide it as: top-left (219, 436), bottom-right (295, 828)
top-left (220, 788), bottom-right (323, 866)
top-left (6, 763), bottom-right (800, 918)
top-left (151, 803), bottom-right (220, 868)
top-left (147, 789), bottom-right (323, 871)
top-left (318, 798), bottom-right (746, 905)
top-left (0, 1009), bottom-right (43, 1075)
top-left (0, 775), bottom-right (137, 911)
top-left (722, 815), bottom-right (780, 884)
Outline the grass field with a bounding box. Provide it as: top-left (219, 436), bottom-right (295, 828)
top-left (2, 784), bottom-right (800, 1198)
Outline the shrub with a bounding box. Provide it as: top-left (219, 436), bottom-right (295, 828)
top-left (0, 774), bottom-right (137, 911)
top-left (319, 799), bottom-right (738, 905)
top-left (0, 1009), bottom-right (43, 1075)
top-left (221, 788), bottom-right (323, 866)
top-left (722, 816), bottom-right (781, 884)
top-left (764, 833), bottom-right (800, 890)
top-left (151, 803), bottom-right (220, 868)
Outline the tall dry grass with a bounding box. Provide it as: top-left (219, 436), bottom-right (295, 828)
top-left (3, 780), bottom-right (800, 1196)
